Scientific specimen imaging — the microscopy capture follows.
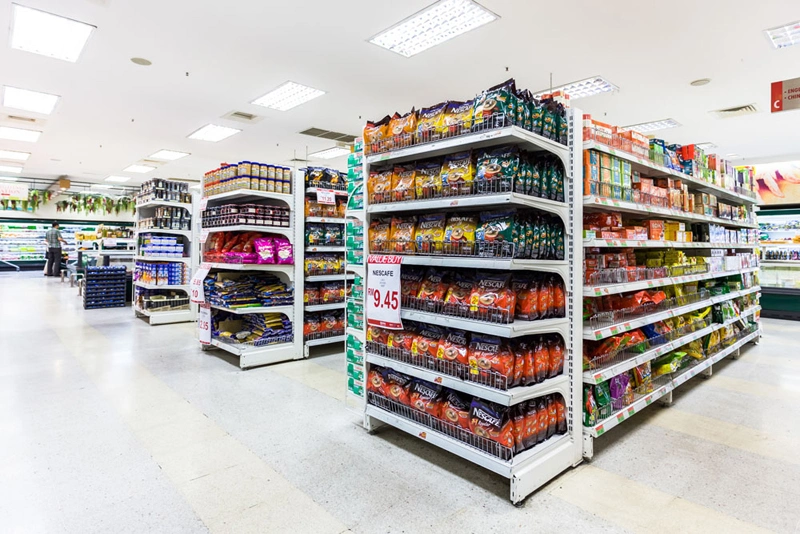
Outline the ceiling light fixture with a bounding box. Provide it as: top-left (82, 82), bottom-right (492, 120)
top-left (130, 57), bottom-right (152, 66)
top-left (123, 164), bottom-right (156, 173)
top-left (0, 165), bottom-right (23, 174)
top-left (10, 4), bottom-right (95, 62)
top-left (690, 78), bottom-right (712, 87)
top-left (369, 0), bottom-right (498, 57)
top-left (105, 176), bottom-right (130, 183)
top-left (149, 149), bottom-right (190, 161)
top-left (623, 118), bottom-right (682, 133)
top-left (0, 149), bottom-right (31, 161)
top-left (0, 126), bottom-right (42, 143)
top-left (764, 20), bottom-right (800, 49)
top-left (534, 76), bottom-right (618, 99)
top-left (251, 81), bottom-right (325, 111)
top-left (695, 142), bottom-right (718, 151)
top-left (187, 124), bottom-right (241, 142)
top-left (727, 153), bottom-right (741, 159)
top-left (0, 176), bottom-right (19, 182)
top-left (308, 146), bottom-right (352, 159)
top-left (92, 184), bottom-right (114, 189)
top-left (3, 86), bottom-right (60, 115)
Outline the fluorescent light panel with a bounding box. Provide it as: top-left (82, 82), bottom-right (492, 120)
top-left (624, 118), bottom-right (682, 134)
top-left (0, 165), bottom-right (23, 173)
top-left (369, 0), bottom-right (498, 57)
top-left (149, 149), bottom-right (190, 161)
top-left (3, 86), bottom-right (60, 115)
top-left (0, 176), bottom-right (19, 182)
top-left (92, 184), bottom-right (114, 189)
top-left (123, 164), bottom-right (156, 173)
top-left (0, 149), bottom-right (31, 161)
top-left (309, 147), bottom-right (351, 159)
top-left (251, 82), bottom-right (325, 111)
top-left (11, 4), bottom-right (95, 62)
top-left (534, 76), bottom-right (618, 99)
top-left (765, 20), bottom-right (800, 49)
top-left (105, 176), bottom-right (130, 183)
top-left (0, 126), bottom-right (41, 143)
top-left (187, 124), bottom-right (241, 142)
top-left (695, 142), bottom-right (717, 151)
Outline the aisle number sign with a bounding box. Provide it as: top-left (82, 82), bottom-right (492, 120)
top-left (197, 303), bottom-right (211, 344)
top-left (771, 76), bottom-right (800, 113)
top-left (316, 189), bottom-right (336, 205)
top-left (190, 263), bottom-right (211, 303)
top-left (366, 254), bottom-right (402, 329)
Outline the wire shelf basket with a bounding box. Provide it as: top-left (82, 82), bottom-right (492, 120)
top-left (305, 267), bottom-right (345, 277)
top-left (402, 294), bottom-right (514, 324)
top-left (307, 180), bottom-right (347, 192)
top-left (585, 263), bottom-right (710, 286)
top-left (306, 239), bottom-right (344, 248)
top-left (588, 290), bottom-right (710, 329)
top-left (305, 329), bottom-right (345, 342)
top-left (304, 297), bottom-right (345, 307)
top-left (213, 334), bottom-right (294, 348)
top-left (370, 239), bottom-right (517, 259)
top-left (367, 391), bottom-right (514, 461)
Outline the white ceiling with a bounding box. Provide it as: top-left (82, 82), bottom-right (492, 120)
top-left (1, 0), bottom-right (799, 186)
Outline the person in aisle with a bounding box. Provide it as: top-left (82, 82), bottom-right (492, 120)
top-left (44, 222), bottom-right (67, 277)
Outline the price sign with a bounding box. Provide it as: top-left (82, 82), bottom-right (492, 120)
top-left (190, 263), bottom-right (211, 303)
top-left (199, 229), bottom-right (209, 244)
top-left (198, 303), bottom-right (211, 344)
top-left (316, 189), bottom-right (336, 205)
top-left (199, 197), bottom-right (208, 212)
top-left (366, 254), bottom-right (402, 329)
top-left (104, 238), bottom-right (118, 247)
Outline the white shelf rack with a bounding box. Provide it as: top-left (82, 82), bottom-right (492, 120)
top-left (199, 178), bottom-right (304, 368)
top-left (304, 301), bottom-right (346, 312)
top-left (581, 138), bottom-right (762, 460)
top-left (760, 260), bottom-right (800, 266)
top-left (360, 108), bottom-right (584, 504)
top-left (305, 273), bottom-right (355, 282)
top-left (133, 187), bottom-right (195, 326)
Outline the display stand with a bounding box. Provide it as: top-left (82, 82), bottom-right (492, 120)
top-left (580, 132), bottom-right (762, 458)
top-left (197, 170), bottom-right (303, 369)
top-left (756, 209), bottom-right (800, 320)
top-left (359, 114), bottom-right (584, 504)
top-left (133, 182), bottom-right (195, 325)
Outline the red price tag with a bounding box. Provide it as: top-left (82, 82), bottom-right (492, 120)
top-left (197, 303), bottom-right (211, 344)
top-left (199, 197), bottom-right (208, 211)
top-left (366, 255), bottom-right (403, 330)
top-left (190, 263), bottom-right (211, 304)
top-left (316, 189), bottom-right (336, 205)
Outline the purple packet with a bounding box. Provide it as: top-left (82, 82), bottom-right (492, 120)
top-left (274, 237), bottom-right (294, 265)
top-left (254, 237), bottom-right (275, 264)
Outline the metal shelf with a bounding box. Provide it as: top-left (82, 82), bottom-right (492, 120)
top-left (583, 141), bottom-right (758, 206)
top-left (209, 338), bottom-right (297, 369)
top-left (134, 255), bottom-right (190, 263)
top-left (671, 329), bottom-right (760, 389)
top-left (304, 302), bottom-right (346, 312)
top-left (136, 199), bottom-right (192, 210)
top-left (399, 309), bottom-right (568, 338)
top-left (203, 190), bottom-right (293, 206)
top-left (305, 246), bottom-right (345, 252)
top-left (367, 192), bottom-right (567, 220)
top-left (366, 352), bottom-right (568, 406)
top-left (134, 306), bottom-right (193, 325)
top-left (584, 239), bottom-right (757, 249)
top-left (305, 217), bottom-right (346, 224)
top-left (584, 195), bottom-right (758, 229)
top-left (760, 260), bottom-right (800, 266)
top-left (305, 273), bottom-right (355, 282)
top-left (306, 187), bottom-right (348, 197)
top-left (203, 225), bottom-right (293, 239)
top-left (207, 262), bottom-right (295, 275)
top-left (133, 281), bottom-right (189, 291)
top-left (210, 304), bottom-right (293, 315)
top-left (135, 228), bottom-right (192, 238)
top-left (305, 334), bottom-right (346, 347)
top-left (388, 255), bottom-right (568, 275)
top-left (583, 266), bottom-right (760, 297)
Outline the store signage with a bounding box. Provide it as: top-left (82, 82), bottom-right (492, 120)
top-left (316, 189), bottom-right (336, 205)
top-left (190, 263), bottom-right (211, 303)
top-left (199, 229), bottom-right (209, 244)
top-left (366, 254), bottom-right (402, 329)
top-left (197, 303), bottom-right (211, 344)
top-left (199, 197), bottom-right (208, 211)
top-left (0, 182), bottom-right (28, 201)
top-left (104, 238), bottom-right (118, 247)
top-left (771, 76), bottom-right (800, 113)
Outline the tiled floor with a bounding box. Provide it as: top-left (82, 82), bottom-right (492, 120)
top-left (2, 271), bottom-right (799, 533)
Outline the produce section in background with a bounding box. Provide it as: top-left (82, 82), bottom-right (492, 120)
top-left (756, 209), bottom-right (800, 320)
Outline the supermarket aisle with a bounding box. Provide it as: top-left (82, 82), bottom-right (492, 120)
top-left (1, 272), bottom-right (799, 533)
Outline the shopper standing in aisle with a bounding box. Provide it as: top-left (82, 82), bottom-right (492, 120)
top-left (44, 222), bottom-right (66, 277)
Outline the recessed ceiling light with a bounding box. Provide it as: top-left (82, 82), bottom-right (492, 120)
top-left (308, 146), bottom-right (352, 159)
top-left (0, 176), bottom-right (19, 182)
top-left (0, 149), bottom-right (31, 161)
top-left (623, 118), bottom-right (682, 133)
top-left (695, 142), bottom-right (717, 150)
top-left (690, 78), bottom-right (712, 87)
top-left (92, 184), bottom-right (114, 189)
top-left (0, 165), bottom-right (23, 174)
top-left (764, 20), bottom-right (800, 49)
top-left (3, 86), bottom-right (60, 115)
top-left (148, 149), bottom-right (190, 161)
top-left (130, 57), bottom-right (152, 66)
top-left (369, 0), bottom-right (498, 58)
top-left (105, 176), bottom-right (131, 183)
top-left (123, 164), bottom-right (156, 173)
top-left (187, 124), bottom-right (242, 142)
top-left (727, 153), bottom-right (741, 158)
top-left (0, 126), bottom-right (42, 143)
top-left (534, 76), bottom-right (618, 99)
top-left (251, 81), bottom-right (325, 111)
top-left (10, 4), bottom-right (95, 62)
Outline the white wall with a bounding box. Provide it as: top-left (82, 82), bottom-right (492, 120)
top-left (0, 194), bottom-right (135, 224)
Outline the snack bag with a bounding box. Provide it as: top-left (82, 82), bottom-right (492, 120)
top-left (632, 361), bottom-right (653, 393)
top-left (583, 384), bottom-right (598, 427)
top-left (548, 335), bottom-right (565, 378)
top-left (415, 213), bottom-right (446, 254)
top-left (510, 340), bottom-right (527, 387)
top-left (274, 237), bottom-right (294, 264)
top-left (444, 272), bottom-right (475, 313)
top-left (436, 328), bottom-right (469, 366)
top-left (444, 214), bottom-right (477, 253)
top-left (408, 378), bottom-right (442, 417)
top-left (475, 145), bottom-right (518, 194)
top-left (476, 209), bottom-right (516, 257)
top-left (547, 395), bottom-right (558, 439)
top-left (391, 164), bottom-right (416, 202)
top-left (368, 217), bottom-right (392, 253)
top-left (416, 268), bottom-right (448, 306)
top-left (366, 325), bottom-right (389, 346)
top-left (387, 327), bottom-right (415, 353)
top-left (443, 100), bottom-right (474, 137)
top-left (304, 284), bottom-right (319, 305)
top-left (556, 395), bottom-right (567, 433)
top-left (363, 115), bottom-right (390, 153)
top-left (368, 168), bottom-right (393, 204)
top-left (440, 390), bottom-right (470, 429)
top-left (517, 339), bottom-right (535, 386)
top-left (469, 272), bottom-right (515, 323)
top-left (415, 102), bottom-right (447, 143)
top-left (514, 275), bottom-right (539, 321)
top-left (415, 160), bottom-right (443, 199)
top-left (367, 367), bottom-right (386, 394)
top-left (553, 275), bottom-right (566, 318)
top-left (390, 216), bottom-right (417, 253)
top-left (469, 398), bottom-right (514, 449)
top-left (523, 400), bottom-right (540, 448)
top-left (512, 403), bottom-right (527, 452)
top-left (380, 368), bottom-right (412, 406)
top-left (536, 397), bottom-right (549, 443)
top-left (411, 324), bottom-right (444, 360)
top-left (386, 109), bottom-right (417, 149)
top-left (400, 267), bottom-right (424, 301)
top-left (254, 237), bottom-right (276, 264)
top-left (441, 151), bottom-right (474, 196)
top-left (533, 336), bottom-right (550, 383)
top-left (468, 334), bottom-right (514, 382)
top-left (304, 313), bottom-right (321, 338)
top-left (538, 276), bottom-right (554, 319)
top-left (473, 79), bottom-right (517, 131)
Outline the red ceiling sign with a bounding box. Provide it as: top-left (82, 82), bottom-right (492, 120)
top-left (771, 76), bottom-right (800, 113)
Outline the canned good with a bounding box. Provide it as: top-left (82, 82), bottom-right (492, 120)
top-left (239, 161), bottom-right (251, 176)
top-left (282, 167), bottom-right (291, 194)
top-left (259, 164), bottom-right (268, 179)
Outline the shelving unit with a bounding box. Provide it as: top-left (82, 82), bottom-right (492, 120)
top-left (198, 166), bottom-right (303, 369)
top-left (756, 210), bottom-right (800, 319)
top-left (133, 180), bottom-right (195, 325)
top-left (359, 110), bottom-right (584, 504)
top-left (581, 134), bottom-right (762, 458)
